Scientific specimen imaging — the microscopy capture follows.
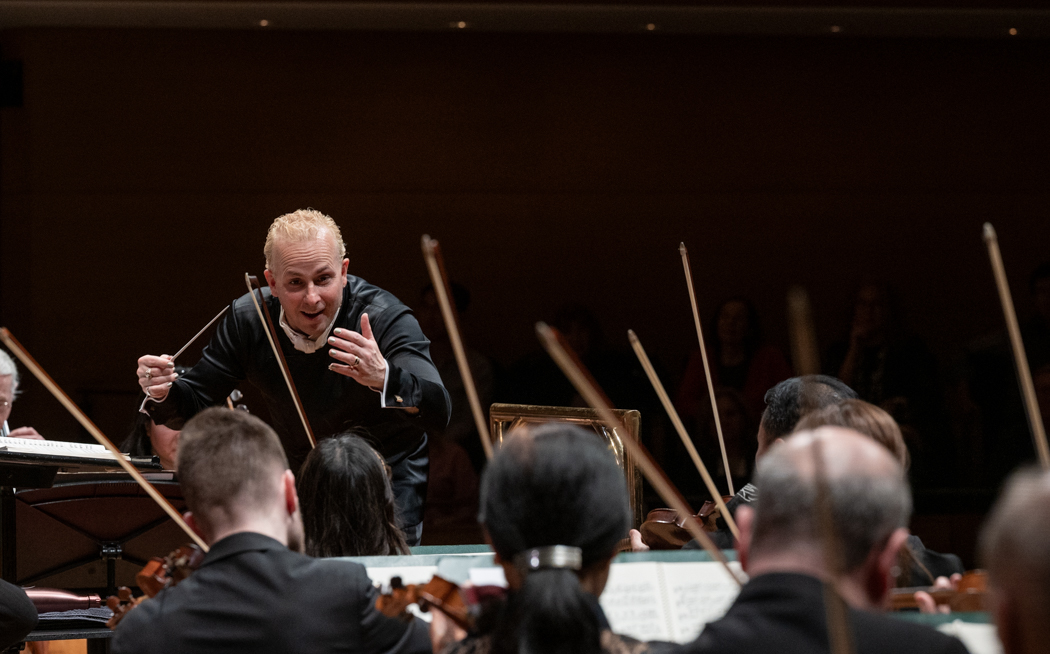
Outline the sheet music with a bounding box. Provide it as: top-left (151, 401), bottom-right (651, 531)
top-left (0, 436), bottom-right (123, 461)
top-left (601, 561), bottom-right (743, 643)
top-left (600, 562), bottom-right (672, 641)
top-left (665, 562), bottom-right (743, 642)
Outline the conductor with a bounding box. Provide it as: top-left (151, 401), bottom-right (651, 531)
top-left (135, 209), bottom-right (451, 545)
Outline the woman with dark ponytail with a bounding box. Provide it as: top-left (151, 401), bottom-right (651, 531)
top-left (442, 423), bottom-right (652, 654)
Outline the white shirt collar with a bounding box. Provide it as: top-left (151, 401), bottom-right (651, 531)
top-left (277, 295), bottom-right (342, 354)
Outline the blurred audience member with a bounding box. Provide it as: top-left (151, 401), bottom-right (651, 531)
top-left (0, 349), bottom-right (44, 440)
top-left (297, 433), bottom-right (410, 557)
top-left (416, 282), bottom-right (495, 473)
top-left (825, 282), bottom-right (943, 482)
top-left (695, 388), bottom-right (759, 484)
top-left (978, 466), bottom-right (1050, 654)
top-left (676, 298), bottom-right (792, 422)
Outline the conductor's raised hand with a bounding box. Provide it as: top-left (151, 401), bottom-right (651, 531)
top-left (327, 313), bottom-right (387, 388)
top-left (137, 354), bottom-right (178, 401)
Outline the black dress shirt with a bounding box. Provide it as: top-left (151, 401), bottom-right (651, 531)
top-left (112, 532), bottom-right (431, 654)
top-left (673, 572), bottom-right (969, 654)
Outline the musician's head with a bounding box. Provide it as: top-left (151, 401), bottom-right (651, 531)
top-left (737, 427), bottom-right (911, 610)
top-left (479, 423), bottom-right (630, 654)
top-left (979, 467), bottom-right (1050, 654)
top-left (263, 209), bottom-right (350, 340)
top-left (296, 432), bottom-right (409, 557)
top-left (756, 375), bottom-right (857, 460)
top-left (177, 408), bottom-right (304, 551)
top-left (794, 399), bottom-right (909, 471)
top-left (0, 349), bottom-right (18, 425)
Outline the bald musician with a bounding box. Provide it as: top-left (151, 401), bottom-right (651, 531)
top-left (673, 427), bottom-right (968, 654)
top-left (978, 467), bottom-right (1050, 654)
top-left (112, 408), bottom-right (431, 654)
top-left (136, 209), bottom-right (450, 545)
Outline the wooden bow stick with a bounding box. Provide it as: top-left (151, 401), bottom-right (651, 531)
top-left (812, 438), bottom-right (856, 654)
top-left (787, 286), bottom-right (821, 377)
top-left (537, 322), bottom-right (745, 586)
top-left (680, 244), bottom-right (734, 496)
top-left (628, 329), bottom-right (740, 541)
top-left (0, 328), bottom-right (208, 552)
top-left (245, 274), bottom-right (316, 448)
top-left (982, 224), bottom-right (1050, 469)
top-left (421, 236), bottom-right (493, 460)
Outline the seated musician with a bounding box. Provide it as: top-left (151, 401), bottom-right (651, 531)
top-left (795, 399), bottom-right (965, 587)
top-left (439, 423), bottom-right (656, 654)
top-left (111, 408), bottom-right (430, 654)
top-left (978, 466), bottom-right (1050, 654)
top-left (135, 209), bottom-right (451, 545)
top-left (0, 349), bottom-right (44, 440)
top-left (672, 427), bottom-right (967, 654)
top-left (660, 375), bottom-right (856, 551)
top-left (296, 431), bottom-right (410, 557)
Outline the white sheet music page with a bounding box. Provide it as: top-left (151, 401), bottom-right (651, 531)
top-left (599, 562), bottom-right (672, 641)
top-left (665, 561), bottom-right (743, 642)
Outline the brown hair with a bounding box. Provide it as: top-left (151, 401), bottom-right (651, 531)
top-left (795, 399), bottom-right (909, 471)
top-left (177, 408), bottom-right (290, 531)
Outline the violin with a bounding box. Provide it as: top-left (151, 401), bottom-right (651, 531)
top-left (375, 574), bottom-right (508, 632)
top-left (107, 544), bottom-right (205, 628)
top-left (639, 495), bottom-right (733, 550)
top-left (890, 570), bottom-right (988, 612)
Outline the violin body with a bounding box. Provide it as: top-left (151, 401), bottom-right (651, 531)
top-left (639, 496), bottom-right (733, 550)
top-left (890, 570), bottom-right (988, 612)
top-left (107, 544), bottom-right (206, 628)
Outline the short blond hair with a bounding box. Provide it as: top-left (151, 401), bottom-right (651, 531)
top-left (264, 209), bottom-right (346, 271)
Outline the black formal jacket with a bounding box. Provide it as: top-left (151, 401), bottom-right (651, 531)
top-left (112, 532), bottom-right (431, 654)
top-left (147, 275), bottom-right (451, 469)
top-left (0, 580), bottom-right (37, 650)
top-left (673, 572), bottom-right (969, 654)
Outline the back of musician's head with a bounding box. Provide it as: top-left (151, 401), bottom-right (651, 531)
top-left (750, 427), bottom-right (911, 573)
top-left (296, 432), bottom-right (409, 557)
top-left (479, 423), bottom-right (630, 654)
top-left (795, 399), bottom-right (909, 471)
top-left (979, 467), bottom-right (1050, 651)
top-left (178, 408), bottom-right (290, 531)
top-left (264, 208), bottom-right (346, 271)
top-left (760, 375), bottom-right (857, 446)
top-left (0, 349), bottom-right (19, 396)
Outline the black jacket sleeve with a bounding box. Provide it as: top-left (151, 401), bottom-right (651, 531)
top-left (0, 581), bottom-right (37, 650)
top-left (371, 305), bottom-right (452, 436)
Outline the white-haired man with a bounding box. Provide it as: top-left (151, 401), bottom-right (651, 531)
top-left (673, 427), bottom-right (968, 654)
top-left (978, 466), bottom-right (1050, 654)
top-left (0, 349), bottom-right (43, 440)
top-left (135, 209), bottom-right (450, 545)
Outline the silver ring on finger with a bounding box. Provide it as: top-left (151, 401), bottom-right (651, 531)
top-left (353, 356), bottom-right (361, 367)
top-left (145, 369), bottom-right (152, 380)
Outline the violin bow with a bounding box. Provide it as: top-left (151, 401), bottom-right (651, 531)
top-left (787, 286), bottom-right (821, 376)
top-left (421, 236), bottom-right (493, 460)
top-left (812, 437), bottom-right (856, 654)
top-left (0, 329), bottom-right (208, 552)
top-left (537, 322), bottom-right (745, 586)
top-left (982, 224), bottom-right (1050, 469)
top-left (680, 244), bottom-right (735, 496)
top-left (244, 274), bottom-right (316, 448)
top-left (627, 329), bottom-right (740, 541)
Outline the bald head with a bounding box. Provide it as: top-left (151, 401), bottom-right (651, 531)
top-left (750, 427), bottom-right (911, 571)
top-left (979, 468), bottom-right (1050, 653)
